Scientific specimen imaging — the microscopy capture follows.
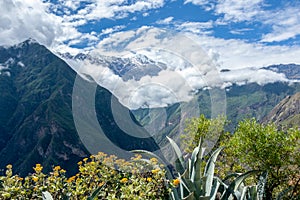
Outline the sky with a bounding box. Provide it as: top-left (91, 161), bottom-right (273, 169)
top-left (1, 0), bottom-right (300, 109)
top-left (1, 0), bottom-right (300, 68)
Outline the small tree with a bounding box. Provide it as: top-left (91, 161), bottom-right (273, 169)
top-left (223, 119), bottom-right (300, 199)
top-left (181, 114), bottom-right (225, 153)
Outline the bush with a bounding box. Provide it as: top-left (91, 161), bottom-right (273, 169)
top-left (0, 152), bottom-right (171, 199)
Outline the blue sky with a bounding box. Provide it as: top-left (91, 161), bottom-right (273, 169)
top-left (1, 0), bottom-right (300, 69)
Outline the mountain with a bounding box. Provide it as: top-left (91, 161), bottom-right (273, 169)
top-left (263, 64), bottom-right (300, 80)
top-left (60, 52), bottom-right (167, 81)
top-left (133, 81), bottom-right (300, 145)
top-left (0, 39), bottom-right (158, 176)
top-left (262, 92), bottom-right (300, 128)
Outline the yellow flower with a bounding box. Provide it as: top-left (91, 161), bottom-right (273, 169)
top-left (120, 177), bottom-right (128, 183)
top-left (53, 166), bottom-right (61, 171)
top-left (150, 157), bottom-right (158, 163)
top-left (53, 171), bottom-right (59, 177)
top-left (132, 154), bottom-right (142, 160)
top-left (151, 168), bottom-right (160, 174)
top-left (60, 169), bottom-right (66, 173)
top-left (32, 176), bottom-right (39, 182)
top-left (111, 170), bottom-right (117, 175)
top-left (6, 164), bottom-right (12, 169)
top-left (98, 181), bottom-right (105, 187)
top-left (90, 155), bottom-right (94, 159)
top-left (147, 177), bottom-right (152, 182)
top-left (173, 178), bottom-right (180, 186)
top-left (33, 164), bottom-right (43, 173)
top-left (83, 158), bottom-right (88, 162)
top-left (18, 177), bottom-right (24, 181)
top-left (67, 176), bottom-right (76, 183)
top-left (90, 161), bottom-right (95, 165)
top-left (77, 161), bottom-right (83, 165)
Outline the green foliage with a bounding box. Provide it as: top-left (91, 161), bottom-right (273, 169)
top-left (155, 136), bottom-right (266, 200)
top-left (181, 114), bottom-right (225, 153)
top-left (223, 118), bottom-right (300, 199)
top-left (0, 153), bottom-right (170, 199)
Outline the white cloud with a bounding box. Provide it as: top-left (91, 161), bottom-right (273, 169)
top-left (215, 0), bottom-right (264, 22)
top-left (186, 0), bottom-right (300, 43)
top-left (220, 68), bottom-right (288, 86)
top-left (156, 17), bottom-right (174, 24)
top-left (0, 0), bottom-right (167, 51)
top-left (187, 34), bottom-right (300, 69)
top-left (261, 6), bottom-right (300, 42)
top-left (176, 21), bottom-right (213, 35)
top-left (0, 0), bottom-right (62, 46)
top-left (184, 0), bottom-right (215, 11)
top-left (73, 0), bottom-right (165, 21)
top-left (100, 25), bottom-right (126, 35)
top-left (63, 27), bottom-right (300, 109)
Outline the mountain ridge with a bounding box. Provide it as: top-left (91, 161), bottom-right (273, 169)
top-left (262, 92), bottom-right (300, 128)
top-left (0, 39), bottom-right (159, 176)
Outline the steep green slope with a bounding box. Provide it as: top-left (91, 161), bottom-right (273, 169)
top-left (0, 40), bottom-right (158, 176)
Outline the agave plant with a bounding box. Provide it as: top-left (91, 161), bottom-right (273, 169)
top-left (134, 136), bottom-right (268, 200)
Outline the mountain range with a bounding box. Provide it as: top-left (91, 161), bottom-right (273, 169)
top-left (0, 39), bottom-right (299, 176)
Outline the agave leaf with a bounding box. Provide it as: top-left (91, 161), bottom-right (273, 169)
top-left (181, 175), bottom-right (196, 193)
top-left (190, 146), bottom-right (199, 176)
top-left (223, 173), bottom-right (242, 182)
top-left (87, 182), bottom-right (106, 200)
top-left (257, 171), bottom-right (268, 200)
top-left (188, 158), bottom-right (192, 178)
top-left (210, 177), bottom-right (221, 199)
top-left (203, 146), bottom-right (224, 196)
top-left (193, 147), bottom-right (206, 183)
top-left (240, 186), bottom-right (249, 200)
top-left (42, 191), bottom-right (54, 200)
top-left (180, 177), bottom-right (190, 199)
top-left (182, 168), bottom-right (190, 180)
top-left (249, 185), bottom-right (258, 200)
top-left (167, 136), bottom-right (185, 174)
top-left (191, 138), bottom-right (206, 183)
top-left (198, 196), bottom-right (210, 200)
top-left (221, 170), bottom-right (260, 200)
top-left (170, 189), bottom-right (181, 200)
top-left (183, 192), bottom-right (195, 200)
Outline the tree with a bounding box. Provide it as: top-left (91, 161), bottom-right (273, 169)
top-left (223, 118), bottom-right (300, 199)
top-left (180, 114), bottom-right (225, 154)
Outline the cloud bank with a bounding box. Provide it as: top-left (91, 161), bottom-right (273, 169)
top-left (63, 27), bottom-right (294, 109)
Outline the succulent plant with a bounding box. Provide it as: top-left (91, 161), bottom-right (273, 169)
top-left (134, 136), bottom-right (267, 200)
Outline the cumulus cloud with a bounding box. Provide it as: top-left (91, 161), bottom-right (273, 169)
top-left (175, 21), bottom-right (213, 35)
top-left (156, 17), bottom-right (174, 24)
top-left (0, 0), bottom-right (167, 51)
top-left (260, 6), bottom-right (300, 42)
top-left (188, 34), bottom-right (300, 69)
top-left (186, 0), bottom-right (300, 43)
top-left (63, 27), bottom-right (219, 109)
top-left (214, 0), bottom-right (264, 22)
top-left (62, 27), bottom-right (298, 109)
top-left (220, 68), bottom-right (288, 87)
top-left (0, 0), bottom-right (61, 46)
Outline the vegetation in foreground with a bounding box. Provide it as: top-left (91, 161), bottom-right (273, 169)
top-left (0, 153), bottom-right (170, 199)
top-left (0, 116), bottom-right (299, 199)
